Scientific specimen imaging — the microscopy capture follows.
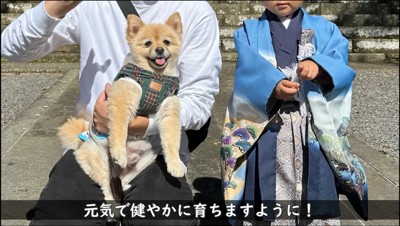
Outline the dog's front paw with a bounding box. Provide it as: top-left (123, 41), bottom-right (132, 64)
top-left (114, 157), bottom-right (127, 168)
top-left (111, 148), bottom-right (128, 168)
top-left (167, 160), bottom-right (186, 178)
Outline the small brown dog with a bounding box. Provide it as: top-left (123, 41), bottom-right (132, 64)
top-left (57, 12), bottom-right (185, 201)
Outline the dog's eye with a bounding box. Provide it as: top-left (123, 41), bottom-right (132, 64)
top-left (163, 40), bottom-right (171, 46)
top-left (144, 41), bottom-right (152, 48)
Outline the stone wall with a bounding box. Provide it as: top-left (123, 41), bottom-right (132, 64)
top-left (210, 0), bottom-right (399, 63)
top-left (1, 1), bottom-right (399, 63)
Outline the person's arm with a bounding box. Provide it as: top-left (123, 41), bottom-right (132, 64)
top-left (174, 6), bottom-right (221, 131)
top-left (1, 1), bottom-right (80, 62)
top-left (44, 1), bottom-right (81, 19)
top-left (297, 59), bottom-right (333, 94)
top-left (306, 21), bottom-right (355, 98)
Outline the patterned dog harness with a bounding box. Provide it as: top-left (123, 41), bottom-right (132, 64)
top-left (114, 63), bottom-right (180, 115)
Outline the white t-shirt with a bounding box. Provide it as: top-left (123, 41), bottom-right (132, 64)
top-left (1, 1), bottom-right (222, 163)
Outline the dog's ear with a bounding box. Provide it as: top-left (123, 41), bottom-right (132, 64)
top-left (165, 12), bottom-right (182, 36)
top-left (127, 14), bottom-right (144, 39)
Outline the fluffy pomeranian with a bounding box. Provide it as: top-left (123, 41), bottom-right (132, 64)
top-left (57, 12), bottom-right (185, 202)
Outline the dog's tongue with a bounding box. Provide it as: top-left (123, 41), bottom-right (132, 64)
top-left (155, 58), bottom-right (165, 66)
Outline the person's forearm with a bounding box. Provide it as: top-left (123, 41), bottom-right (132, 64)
top-left (128, 116), bottom-right (149, 136)
top-left (1, 1), bottom-right (79, 62)
top-left (44, 1), bottom-right (81, 19)
top-left (177, 14), bottom-right (221, 131)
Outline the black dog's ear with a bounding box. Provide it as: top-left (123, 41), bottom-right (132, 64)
top-left (165, 12), bottom-right (182, 36)
top-left (127, 14), bottom-right (144, 39)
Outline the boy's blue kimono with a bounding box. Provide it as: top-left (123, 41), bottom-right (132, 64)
top-left (221, 8), bottom-right (368, 223)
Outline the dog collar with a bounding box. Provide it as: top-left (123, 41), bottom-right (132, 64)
top-left (78, 130), bottom-right (108, 142)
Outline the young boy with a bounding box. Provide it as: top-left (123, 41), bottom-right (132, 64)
top-left (221, 1), bottom-right (368, 225)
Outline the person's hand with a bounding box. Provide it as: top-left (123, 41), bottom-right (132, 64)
top-left (45, 1), bottom-right (81, 19)
top-left (297, 60), bottom-right (320, 80)
top-left (93, 83), bottom-right (111, 134)
top-left (273, 80), bottom-right (300, 100)
top-left (127, 115), bottom-right (149, 136)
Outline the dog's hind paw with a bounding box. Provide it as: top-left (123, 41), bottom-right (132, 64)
top-left (167, 160), bottom-right (186, 178)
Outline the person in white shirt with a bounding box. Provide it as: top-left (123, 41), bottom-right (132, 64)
top-left (1, 1), bottom-right (221, 225)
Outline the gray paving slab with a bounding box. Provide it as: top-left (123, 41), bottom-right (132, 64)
top-left (1, 61), bottom-right (398, 225)
top-left (1, 65), bottom-right (79, 226)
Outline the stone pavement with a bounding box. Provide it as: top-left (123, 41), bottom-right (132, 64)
top-left (1, 61), bottom-right (399, 225)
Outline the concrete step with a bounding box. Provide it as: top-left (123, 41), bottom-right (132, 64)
top-left (217, 12), bottom-right (398, 27)
top-left (1, 61), bottom-right (77, 75)
top-left (0, 44), bottom-right (81, 55)
top-left (1, 52), bottom-right (80, 63)
top-left (221, 36), bottom-right (399, 52)
top-left (349, 52), bottom-right (398, 63)
top-left (351, 38), bottom-right (399, 53)
top-left (221, 52), bottom-right (398, 63)
top-left (209, 1), bottom-right (264, 15)
top-left (341, 26), bottom-right (399, 39)
top-left (329, 14), bottom-right (399, 27)
top-left (4, 51), bottom-right (395, 64)
top-left (319, 2), bottom-right (399, 15)
top-left (219, 25), bottom-right (399, 39)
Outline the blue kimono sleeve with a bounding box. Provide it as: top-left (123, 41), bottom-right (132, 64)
top-left (308, 21), bottom-right (356, 99)
top-left (232, 26), bottom-right (286, 121)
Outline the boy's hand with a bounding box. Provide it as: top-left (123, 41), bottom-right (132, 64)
top-left (273, 80), bottom-right (300, 100)
top-left (93, 83), bottom-right (111, 134)
top-left (45, 1), bottom-right (81, 19)
top-left (297, 60), bottom-right (320, 80)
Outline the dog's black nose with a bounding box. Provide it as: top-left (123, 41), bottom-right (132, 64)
top-left (155, 47), bottom-right (164, 55)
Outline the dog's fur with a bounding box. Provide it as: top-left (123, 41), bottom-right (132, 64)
top-left (57, 12), bottom-right (185, 201)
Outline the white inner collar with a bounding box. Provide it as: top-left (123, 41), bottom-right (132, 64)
top-left (278, 14), bottom-right (293, 29)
